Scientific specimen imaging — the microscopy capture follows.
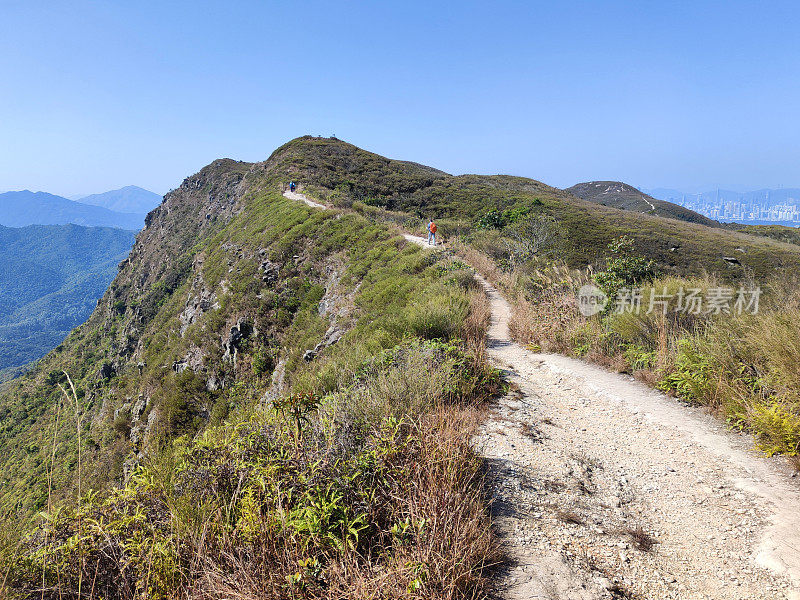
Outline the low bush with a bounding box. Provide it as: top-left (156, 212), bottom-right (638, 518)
top-left (4, 340), bottom-right (501, 600)
top-left (406, 284), bottom-right (470, 341)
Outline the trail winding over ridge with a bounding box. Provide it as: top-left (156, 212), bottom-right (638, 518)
top-left (284, 189), bottom-right (800, 599)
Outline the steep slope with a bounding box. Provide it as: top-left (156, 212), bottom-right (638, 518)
top-left (4, 136), bottom-right (800, 599)
top-left (0, 190), bottom-right (144, 229)
top-left (0, 224), bottom-right (136, 374)
top-left (566, 180), bottom-right (719, 227)
top-left (1, 143), bottom-right (501, 599)
top-left (0, 147), bottom-right (487, 519)
top-left (0, 158), bottom-right (255, 513)
top-left (77, 185), bottom-right (162, 214)
top-left (269, 137), bottom-right (800, 280)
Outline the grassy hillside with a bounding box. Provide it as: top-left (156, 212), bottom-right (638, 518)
top-left (269, 137), bottom-right (800, 281)
top-left (0, 146), bottom-right (499, 598)
top-left (566, 180), bottom-right (719, 227)
top-left (728, 223), bottom-right (800, 247)
top-left (0, 224), bottom-right (136, 372)
top-left (4, 136), bottom-right (800, 598)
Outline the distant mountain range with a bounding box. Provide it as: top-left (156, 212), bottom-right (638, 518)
top-left (0, 190), bottom-right (143, 229)
top-left (76, 185), bottom-right (162, 214)
top-left (0, 186), bottom-right (162, 230)
top-left (0, 185), bottom-right (158, 376)
top-left (0, 223), bottom-right (136, 376)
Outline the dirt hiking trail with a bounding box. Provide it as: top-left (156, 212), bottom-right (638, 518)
top-left (283, 189), bottom-right (327, 209)
top-left (476, 278), bottom-right (800, 600)
top-left (284, 188), bottom-right (800, 599)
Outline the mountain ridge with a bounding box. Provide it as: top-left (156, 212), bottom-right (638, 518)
top-left (566, 180), bottom-right (719, 227)
top-left (268, 137), bottom-right (800, 279)
top-left (3, 137), bottom-right (800, 599)
top-left (0, 190), bottom-right (145, 229)
top-left (77, 185), bottom-right (162, 214)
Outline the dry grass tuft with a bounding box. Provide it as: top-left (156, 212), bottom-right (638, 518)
top-left (623, 525), bottom-right (658, 552)
top-left (556, 510), bottom-right (584, 525)
top-left (464, 288), bottom-right (491, 359)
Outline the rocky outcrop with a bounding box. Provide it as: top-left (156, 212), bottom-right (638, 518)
top-left (300, 265), bottom-right (358, 362)
top-left (223, 318), bottom-right (253, 363)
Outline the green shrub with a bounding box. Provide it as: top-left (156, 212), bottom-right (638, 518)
top-left (594, 235), bottom-right (655, 303)
top-left (475, 205), bottom-right (532, 229)
top-left (252, 346), bottom-right (275, 376)
top-left (657, 339), bottom-right (715, 403)
top-left (624, 345), bottom-right (656, 371)
top-left (749, 401), bottom-right (800, 455)
top-left (406, 285), bottom-right (469, 340)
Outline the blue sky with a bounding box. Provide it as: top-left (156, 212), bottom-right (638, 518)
top-left (1, 0), bottom-right (798, 196)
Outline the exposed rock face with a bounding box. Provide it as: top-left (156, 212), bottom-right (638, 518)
top-left (223, 318), bottom-right (253, 363)
top-left (180, 262), bottom-right (220, 336)
top-left (99, 362), bottom-right (115, 379)
top-left (300, 265), bottom-right (357, 363)
top-left (259, 251), bottom-right (280, 284)
top-left (303, 325), bottom-right (345, 362)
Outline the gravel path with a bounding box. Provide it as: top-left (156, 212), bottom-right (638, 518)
top-left (475, 277), bottom-right (800, 600)
top-left (283, 187), bottom-right (800, 599)
top-left (282, 189), bottom-right (327, 209)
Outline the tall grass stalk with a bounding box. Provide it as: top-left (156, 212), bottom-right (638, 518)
top-left (57, 372), bottom-right (82, 598)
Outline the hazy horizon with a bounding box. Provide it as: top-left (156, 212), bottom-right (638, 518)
top-left (4, 175), bottom-right (800, 201)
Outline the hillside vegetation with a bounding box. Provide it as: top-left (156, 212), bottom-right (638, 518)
top-left (502, 237), bottom-right (800, 461)
top-left (3, 136), bottom-right (800, 598)
top-left (0, 146), bottom-right (500, 599)
top-left (729, 222), bottom-right (800, 247)
top-left (566, 180), bottom-right (719, 227)
top-left (0, 224), bottom-right (136, 375)
top-left (272, 137), bottom-right (800, 281)
top-left (267, 137), bottom-right (800, 457)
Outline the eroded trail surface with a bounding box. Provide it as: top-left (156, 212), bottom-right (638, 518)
top-left (282, 189), bottom-right (800, 599)
top-left (475, 278), bottom-right (800, 600)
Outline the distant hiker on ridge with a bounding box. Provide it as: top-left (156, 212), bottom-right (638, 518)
top-left (427, 219), bottom-right (437, 246)
top-left (289, 181), bottom-right (296, 192)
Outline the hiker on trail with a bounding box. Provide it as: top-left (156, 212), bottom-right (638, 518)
top-left (427, 219), bottom-right (437, 246)
top-left (289, 181), bottom-right (296, 192)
